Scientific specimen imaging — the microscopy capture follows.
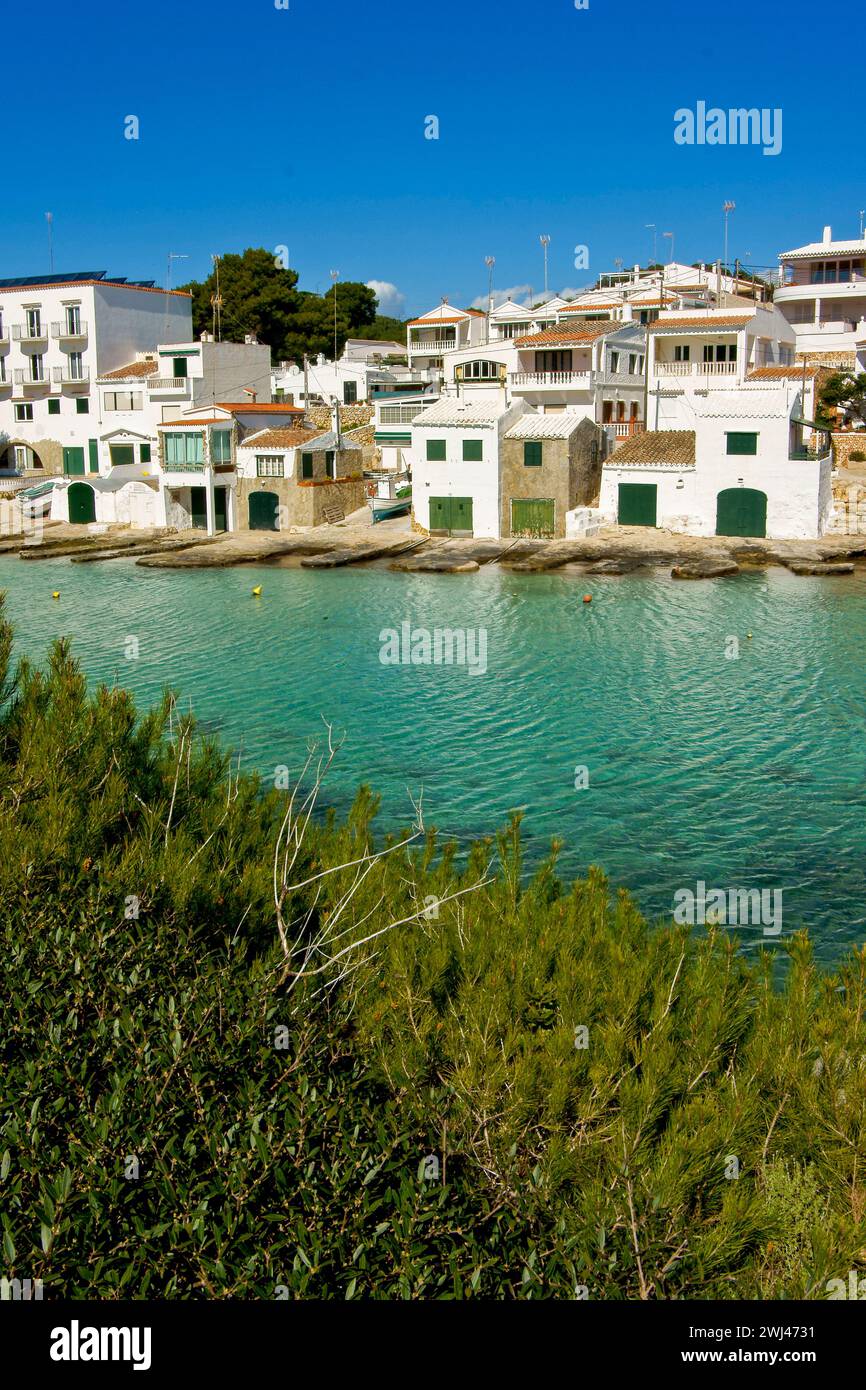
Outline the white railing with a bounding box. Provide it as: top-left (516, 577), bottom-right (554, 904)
top-left (13, 367), bottom-right (49, 385)
top-left (656, 360), bottom-right (738, 377)
top-left (612, 421), bottom-right (646, 437)
top-left (12, 322), bottom-right (47, 341)
top-left (410, 339), bottom-right (456, 352)
top-left (51, 320), bottom-right (87, 338)
top-left (511, 371), bottom-right (592, 388)
top-left (656, 361), bottom-right (692, 375)
top-left (148, 376), bottom-right (190, 391)
top-left (52, 367), bottom-right (90, 385)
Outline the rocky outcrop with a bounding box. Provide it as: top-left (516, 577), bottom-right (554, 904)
top-left (671, 559), bottom-right (740, 579)
top-left (787, 561), bottom-right (855, 576)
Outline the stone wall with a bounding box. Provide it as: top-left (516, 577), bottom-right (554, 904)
top-left (306, 404), bottom-right (373, 432)
top-left (831, 433), bottom-right (866, 469)
top-left (796, 350), bottom-right (856, 370)
top-left (826, 480), bottom-right (866, 534)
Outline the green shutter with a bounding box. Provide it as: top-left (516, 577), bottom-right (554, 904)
top-left (140, 444), bottom-right (151, 463)
top-left (47, 398), bottom-right (61, 415)
top-left (88, 439), bottom-right (99, 472)
top-left (76, 398), bottom-right (89, 415)
top-left (726, 432), bottom-right (758, 456)
top-left (301, 452), bottom-right (313, 479)
top-left (523, 441), bottom-right (542, 467)
top-left (426, 439), bottom-right (446, 461)
top-left (617, 483), bottom-right (657, 526)
top-left (463, 439), bottom-right (483, 461)
top-left (511, 498), bottom-right (555, 537)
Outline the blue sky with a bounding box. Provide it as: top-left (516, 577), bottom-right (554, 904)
top-left (4, 0), bottom-right (861, 317)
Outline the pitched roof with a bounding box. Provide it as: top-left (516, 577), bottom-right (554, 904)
top-left (780, 237), bottom-right (866, 260)
top-left (216, 401), bottom-right (303, 414)
top-left (514, 319), bottom-right (619, 347)
top-left (505, 413), bottom-right (590, 439)
top-left (648, 315), bottom-right (754, 332)
top-left (407, 315), bottom-right (466, 327)
top-left (158, 417), bottom-right (224, 428)
top-left (608, 430), bottom-right (696, 466)
top-left (98, 360), bottom-right (158, 380)
top-left (558, 301), bottom-right (621, 313)
top-left (413, 399), bottom-right (511, 427)
top-left (747, 364), bottom-right (821, 380)
top-left (239, 427), bottom-right (323, 449)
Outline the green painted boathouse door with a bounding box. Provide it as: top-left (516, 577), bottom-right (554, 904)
top-left (248, 491), bottom-right (279, 531)
top-left (511, 498), bottom-right (555, 538)
top-left (429, 496), bottom-right (473, 536)
top-left (190, 487), bottom-right (208, 529)
top-left (715, 488), bottom-right (767, 538)
top-left (67, 482), bottom-right (96, 524)
top-left (214, 487), bottom-right (228, 532)
top-left (617, 483), bottom-right (657, 527)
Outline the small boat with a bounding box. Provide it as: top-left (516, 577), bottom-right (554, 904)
top-left (17, 480), bottom-right (56, 517)
top-left (366, 473), bottom-right (412, 523)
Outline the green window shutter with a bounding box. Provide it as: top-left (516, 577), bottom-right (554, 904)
top-left (47, 398), bottom-right (61, 415)
top-left (463, 439), bottom-right (483, 461)
top-left (140, 443), bottom-right (151, 463)
top-left (88, 439), bottom-right (99, 472)
top-left (726, 432), bottom-right (758, 456)
top-left (426, 439), bottom-right (446, 461)
top-left (524, 441), bottom-right (542, 467)
top-left (76, 398), bottom-right (89, 414)
top-left (343, 380), bottom-right (357, 404)
top-left (301, 452), bottom-right (313, 479)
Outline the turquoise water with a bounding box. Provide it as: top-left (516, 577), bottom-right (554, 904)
top-left (2, 554), bottom-right (865, 965)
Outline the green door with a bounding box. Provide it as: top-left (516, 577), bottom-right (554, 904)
top-left (715, 488), bottom-right (767, 538)
top-left (248, 490), bottom-right (279, 531)
top-left (214, 486), bottom-right (228, 532)
top-left (617, 483), bottom-right (657, 527)
top-left (190, 486), bottom-right (208, 530)
top-left (67, 482), bottom-right (96, 524)
top-left (63, 447), bottom-right (85, 476)
top-left (511, 498), bottom-right (555, 538)
top-left (428, 496), bottom-right (474, 536)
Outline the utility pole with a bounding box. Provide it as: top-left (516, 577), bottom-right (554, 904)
top-left (330, 270), bottom-right (339, 361)
top-left (645, 223), bottom-right (657, 266)
top-left (722, 201), bottom-right (735, 308)
top-left (540, 235), bottom-right (550, 297)
top-left (484, 256), bottom-right (495, 343)
top-left (45, 213), bottom-right (54, 273)
top-left (210, 255), bottom-right (223, 341)
top-left (303, 354), bottom-right (310, 424)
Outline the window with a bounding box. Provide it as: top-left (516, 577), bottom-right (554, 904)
top-left (104, 391), bottom-right (143, 411)
top-left (674, 345), bottom-right (691, 362)
top-left (140, 444), bottom-right (151, 464)
top-left (48, 397), bottom-right (61, 415)
top-left (343, 380), bottom-right (358, 404)
top-left (524, 441), bottom-right (543, 467)
top-left (726, 432), bottom-right (758, 455)
top-left (89, 439), bottom-right (99, 473)
top-left (300, 452), bottom-right (314, 479)
top-left (68, 351), bottom-right (85, 381)
top-left (463, 439), bottom-right (483, 461)
top-left (15, 403), bottom-right (33, 422)
top-left (66, 305), bottom-right (81, 335)
top-left (76, 398), bottom-right (89, 414)
top-left (326, 450), bottom-right (336, 479)
top-left (535, 350), bottom-right (572, 373)
top-left (172, 357), bottom-right (188, 379)
top-left (461, 360), bottom-right (502, 380)
top-left (426, 439), bottom-right (446, 461)
top-left (639, 356), bottom-right (644, 373)
top-left (380, 404), bottom-right (422, 424)
top-left (26, 308), bottom-right (42, 338)
top-left (211, 431), bottom-right (232, 464)
top-left (30, 354), bottom-right (46, 382)
top-left (610, 352), bottom-right (619, 372)
top-left (163, 431), bottom-right (204, 465)
top-left (256, 455), bottom-right (284, 477)
top-left (109, 444), bottom-right (135, 467)
top-left (628, 354), bottom-right (637, 374)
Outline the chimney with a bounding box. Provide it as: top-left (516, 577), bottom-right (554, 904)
top-left (823, 226), bottom-right (833, 245)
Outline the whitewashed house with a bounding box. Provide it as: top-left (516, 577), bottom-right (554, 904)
top-left (775, 225), bottom-right (866, 369)
top-left (406, 302), bottom-right (487, 382)
top-left (372, 389), bottom-right (438, 473)
top-left (410, 397), bottom-right (524, 537)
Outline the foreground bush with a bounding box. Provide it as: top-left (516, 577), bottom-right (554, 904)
top-left (1, 607), bottom-right (864, 1299)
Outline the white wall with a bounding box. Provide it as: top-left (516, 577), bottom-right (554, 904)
top-left (412, 425), bottom-right (501, 537)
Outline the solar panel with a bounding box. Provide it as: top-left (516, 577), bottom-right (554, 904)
top-left (0, 271), bottom-right (107, 288)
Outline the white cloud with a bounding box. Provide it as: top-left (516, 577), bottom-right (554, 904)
top-left (366, 280), bottom-right (406, 315)
top-left (469, 283), bottom-right (535, 310)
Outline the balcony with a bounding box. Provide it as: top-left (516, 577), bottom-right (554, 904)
top-left (611, 420), bottom-right (646, 437)
top-left (409, 339), bottom-right (456, 354)
top-left (148, 376), bottom-right (190, 393)
top-left (655, 360), bottom-right (738, 377)
top-left (51, 320), bottom-right (88, 341)
top-left (13, 368), bottom-right (51, 389)
top-left (12, 322), bottom-right (48, 344)
top-left (52, 366), bottom-right (90, 388)
top-left (0, 372), bottom-right (11, 389)
top-left (511, 370), bottom-right (593, 389)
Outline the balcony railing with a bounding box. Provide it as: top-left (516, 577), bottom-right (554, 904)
top-left (51, 320), bottom-right (87, 339)
top-left (52, 367), bottom-right (90, 386)
top-left (409, 339), bottom-right (456, 352)
top-left (655, 360), bottom-right (738, 377)
top-left (149, 376), bottom-right (190, 392)
top-left (511, 370), bottom-right (592, 388)
top-left (12, 323), bottom-right (48, 342)
top-left (13, 368), bottom-right (50, 386)
top-left (612, 420), bottom-right (646, 437)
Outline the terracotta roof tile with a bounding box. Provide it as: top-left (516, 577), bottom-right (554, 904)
top-left (608, 430), bottom-right (696, 466)
top-left (216, 401), bottom-right (304, 414)
top-left (514, 319), bottom-right (620, 347)
top-left (747, 365), bottom-right (821, 380)
top-left (648, 315), bottom-right (753, 332)
top-left (239, 427), bottom-right (322, 449)
top-left (407, 315), bottom-right (465, 327)
top-left (98, 360), bottom-right (158, 380)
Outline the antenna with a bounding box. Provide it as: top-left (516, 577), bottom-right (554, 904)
top-left (539, 235), bottom-right (551, 297)
top-left (484, 256), bottom-right (495, 343)
top-left (211, 255), bottom-right (222, 341)
top-left (45, 213), bottom-right (54, 274)
top-left (330, 270), bottom-right (339, 362)
top-left (644, 223), bottom-right (657, 266)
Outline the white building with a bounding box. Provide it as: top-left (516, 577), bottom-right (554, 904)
top-left (372, 388), bottom-right (439, 473)
top-left (598, 385), bottom-right (832, 539)
top-left (410, 397), bottom-right (524, 537)
top-left (775, 225), bottom-right (866, 368)
top-left (0, 270), bottom-right (191, 475)
top-left (273, 352), bottom-right (410, 407)
top-left (406, 302), bottom-right (487, 380)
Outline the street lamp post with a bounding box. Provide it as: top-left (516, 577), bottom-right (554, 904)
top-left (485, 256), bottom-right (495, 343)
top-left (645, 223), bottom-right (657, 266)
top-left (329, 269), bottom-right (339, 361)
top-left (722, 201), bottom-right (735, 308)
top-left (539, 235), bottom-right (551, 297)
top-left (663, 230), bottom-right (675, 265)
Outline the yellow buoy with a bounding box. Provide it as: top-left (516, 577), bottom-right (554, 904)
top-left (52, 591), bottom-right (60, 599)
top-left (747, 632), bottom-right (753, 639)
top-left (252, 585), bottom-right (262, 597)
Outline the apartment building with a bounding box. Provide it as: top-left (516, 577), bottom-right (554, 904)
top-left (0, 271), bottom-right (191, 475)
top-left (775, 225), bottom-right (866, 368)
top-left (406, 302), bottom-right (487, 381)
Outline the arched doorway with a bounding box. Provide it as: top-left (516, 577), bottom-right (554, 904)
top-left (68, 482), bottom-right (96, 524)
top-left (715, 488), bottom-right (767, 538)
top-left (248, 490), bottom-right (279, 531)
top-left (3, 442), bottom-right (44, 472)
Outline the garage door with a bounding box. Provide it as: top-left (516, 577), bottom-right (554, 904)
top-left (617, 483), bottom-right (657, 527)
top-left (429, 496), bottom-right (473, 536)
top-left (249, 490), bottom-right (280, 531)
top-left (63, 447), bottom-right (85, 476)
top-left (511, 498), bottom-right (555, 538)
top-left (67, 482), bottom-right (96, 524)
top-left (715, 488), bottom-right (767, 538)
